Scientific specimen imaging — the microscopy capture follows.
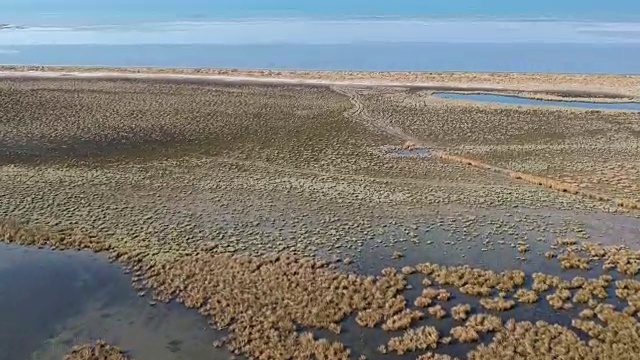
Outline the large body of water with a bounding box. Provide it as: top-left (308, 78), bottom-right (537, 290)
top-left (2, 1), bottom-right (640, 73)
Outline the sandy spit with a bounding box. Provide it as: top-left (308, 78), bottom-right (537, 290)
top-left (1, 65), bottom-right (640, 100)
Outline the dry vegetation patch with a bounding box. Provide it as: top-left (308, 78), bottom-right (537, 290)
top-left (3, 76), bottom-right (640, 360)
top-left (63, 341), bottom-right (129, 360)
top-left (387, 326), bottom-right (440, 355)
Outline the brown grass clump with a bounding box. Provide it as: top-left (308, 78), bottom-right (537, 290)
top-left (582, 275), bottom-right (612, 299)
top-left (579, 308), bottom-right (595, 319)
top-left (603, 248), bottom-right (640, 276)
top-left (623, 305), bottom-right (638, 316)
top-left (436, 289), bottom-right (452, 301)
top-left (558, 251), bottom-right (591, 270)
top-left (468, 320), bottom-right (586, 359)
top-left (572, 289), bottom-right (593, 304)
top-left (508, 171), bottom-right (580, 195)
top-left (357, 294), bottom-right (407, 327)
top-left (414, 295), bottom-right (433, 308)
top-left (401, 266), bottom-right (417, 275)
top-left (466, 314), bottom-right (503, 333)
top-left (515, 289), bottom-right (539, 304)
top-left (570, 276), bottom-right (587, 288)
top-left (387, 326), bottom-right (440, 354)
top-left (615, 279), bottom-right (640, 312)
top-left (427, 305), bottom-right (447, 319)
top-left (63, 341), bottom-right (129, 360)
top-left (451, 313), bottom-right (502, 343)
top-left (382, 309), bottom-right (424, 331)
top-left (531, 273), bottom-right (555, 292)
top-left (417, 352), bottom-right (459, 360)
top-left (459, 284), bottom-right (493, 297)
top-left (402, 140), bottom-right (417, 150)
top-left (555, 237), bottom-right (579, 247)
top-left (547, 289), bottom-right (572, 310)
top-left (615, 198), bottom-right (640, 210)
top-left (296, 332), bottom-right (353, 359)
top-left (555, 288), bottom-right (572, 301)
top-left (562, 241), bottom-right (640, 277)
top-left (415, 263), bottom-right (438, 275)
top-left (450, 326), bottom-right (480, 343)
top-left (479, 297), bottom-right (515, 311)
top-left (517, 242), bottom-right (529, 254)
top-left (451, 303), bottom-right (472, 321)
top-left (422, 262), bottom-right (524, 295)
top-left (436, 153), bottom-right (496, 172)
top-left (414, 287), bottom-right (441, 308)
top-left (140, 250), bottom-right (411, 359)
top-left (0, 219), bottom-right (110, 252)
top-left (546, 295), bottom-right (566, 310)
top-left (472, 308), bottom-right (640, 359)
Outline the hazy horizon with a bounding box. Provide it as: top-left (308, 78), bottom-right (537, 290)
top-left (2, 1), bottom-right (639, 74)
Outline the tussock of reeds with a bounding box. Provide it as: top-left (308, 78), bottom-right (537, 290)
top-left (63, 341), bottom-right (129, 360)
top-left (466, 314), bottom-right (503, 333)
top-left (479, 297), bottom-right (515, 311)
top-left (387, 326), bottom-right (440, 355)
top-left (0, 219), bottom-right (110, 252)
top-left (427, 305), bottom-right (447, 319)
top-left (382, 309), bottom-right (424, 331)
top-left (451, 303), bottom-right (472, 321)
top-left (417, 352), bottom-right (459, 360)
top-left (450, 326), bottom-right (480, 343)
top-left (515, 289), bottom-right (539, 304)
top-left (558, 251), bottom-right (591, 270)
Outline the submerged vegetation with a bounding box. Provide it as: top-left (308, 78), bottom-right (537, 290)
top-left (1, 74), bottom-right (640, 359)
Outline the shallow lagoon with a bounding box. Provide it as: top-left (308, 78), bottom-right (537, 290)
top-left (0, 243), bottom-right (232, 360)
top-left (435, 92), bottom-right (640, 111)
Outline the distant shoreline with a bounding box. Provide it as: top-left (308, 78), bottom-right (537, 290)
top-left (1, 65), bottom-right (640, 101)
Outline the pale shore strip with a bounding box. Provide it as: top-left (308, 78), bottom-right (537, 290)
top-left (1, 65), bottom-right (640, 101)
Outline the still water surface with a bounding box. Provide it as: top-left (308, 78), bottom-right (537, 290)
top-left (0, 243), bottom-right (231, 360)
top-left (435, 93), bottom-right (640, 111)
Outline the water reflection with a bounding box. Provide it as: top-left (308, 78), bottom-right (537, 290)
top-left (435, 92), bottom-right (640, 111)
top-left (0, 243), bottom-right (231, 360)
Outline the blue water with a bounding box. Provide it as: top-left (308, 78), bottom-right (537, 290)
top-left (436, 93), bottom-right (640, 111)
top-left (4, 0), bottom-right (640, 23)
top-left (2, 43), bottom-right (640, 74)
top-left (2, 1), bottom-right (640, 73)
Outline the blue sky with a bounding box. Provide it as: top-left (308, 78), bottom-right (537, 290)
top-left (3, 0), bottom-right (640, 20)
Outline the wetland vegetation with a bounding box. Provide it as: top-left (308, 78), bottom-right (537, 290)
top-left (1, 72), bottom-right (640, 359)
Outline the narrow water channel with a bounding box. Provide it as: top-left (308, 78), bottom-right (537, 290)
top-left (435, 93), bottom-right (640, 111)
top-left (0, 243), bottom-right (233, 360)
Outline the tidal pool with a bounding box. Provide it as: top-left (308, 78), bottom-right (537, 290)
top-left (435, 93), bottom-right (640, 111)
top-left (0, 243), bottom-right (233, 360)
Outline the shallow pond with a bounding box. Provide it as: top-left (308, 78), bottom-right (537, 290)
top-left (435, 92), bottom-right (640, 111)
top-left (0, 243), bottom-right (233, 360)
